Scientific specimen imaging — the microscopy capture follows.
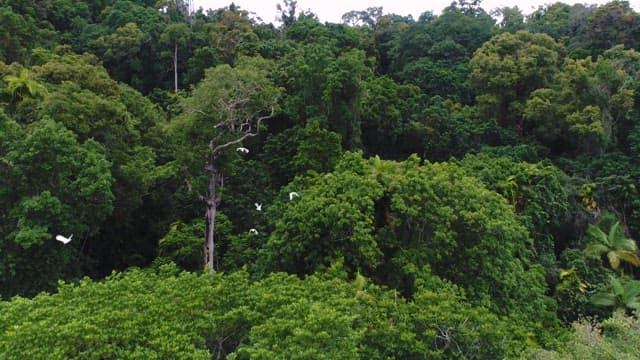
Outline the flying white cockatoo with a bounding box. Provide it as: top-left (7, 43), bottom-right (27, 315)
top-left (236, 147), bottom-right (249, 154)
top-left (55, 234), bottom-right (73, 244)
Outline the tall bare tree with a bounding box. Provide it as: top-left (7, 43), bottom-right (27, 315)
top-left (176, 57), bottom-right (280, 271)
top-left (161, 23), bottom-right (191, 93)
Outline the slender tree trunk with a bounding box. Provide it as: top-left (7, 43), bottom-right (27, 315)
top-left (174, 43), bottom-right (178, 93)
top-left (204, 162), bottom-right (219, 271)
top-left (200, 108), bottom-right (273, 271)
top-left (204, 200), bottom-right (215, 271)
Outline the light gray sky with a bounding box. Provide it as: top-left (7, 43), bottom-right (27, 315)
top-left (193, 0), bottom-right (640, 23)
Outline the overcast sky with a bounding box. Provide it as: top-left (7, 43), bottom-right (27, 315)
top-left (193, 0), bottom-right (640, 23)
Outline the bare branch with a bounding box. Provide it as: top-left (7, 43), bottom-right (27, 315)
top-left (208, 132), bottom-right (226, 153)
top-left (211, 131), bottom-right (255, 155)
top-left (210, 106), bottom-right (275, 155)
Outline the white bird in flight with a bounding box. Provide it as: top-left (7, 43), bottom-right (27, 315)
top-left (254, 202), bottom-right (262, 211)
top-left (288, 192), bottom-right (299, 200)
top-left (55, 234), bottom-right (73, 244)
top-left (249, 228), bottom-right (258, 235)
top-left (236, 147), bottom-right (249, 154)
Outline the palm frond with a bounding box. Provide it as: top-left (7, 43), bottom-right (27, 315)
top-left (590, 292), bottom-right (616, 307)
top-left (584, 243), bottom-right (609, 257)
top-left (587, 224), bottom-right (610, 246)
top-left (608, 221), bottom-right (622, 243)
top-left (585, 221), bottom-right (640, 270)
top-left (623, 279), bottom-right (640, 299)
top-left (617, 252), bottom-right (640, 267)
top-left (610, 276), bottom-right (624, 296)
top-left (608, 252), bottom-right (621, 269)
top-left (627, 301), bottom-right (640, 310)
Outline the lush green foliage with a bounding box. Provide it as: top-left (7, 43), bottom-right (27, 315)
top-left (524, 310), bottom-right (640, 359)
top-left (2, 0), bottom-right (640, 357)
top-left (0, 264), bottom-right (534, 359)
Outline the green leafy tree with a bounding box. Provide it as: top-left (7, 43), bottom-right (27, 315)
top-left (586, 1), bottom-right (640, 54)
top-left (261, 119), bottom-right (343, 188)
top-left (184, 45), bottom-right (221, 85)
top-left (95, 22), bottom-right (145, 84)
top-left (257, 153), bottom-right (385, 276)
top-left (322, 49), bottom-right (372, 149)
top-left (470, 30), bottom-right (564, 132)
top-left (279, 42), bottom-right (334, 123)
top-left (156, 214), bottom-right (233, 271)
top-left (459, 153), bottom-right (569, 233)
top-left (258, 152), bottom-right (551, 320)
top-left (207, 7), bottom-right (260, 65)
top-left (92, 0), bottom-right (167, 92)
top-left (278, 41), bottom-right (371, 149)
top-left (395, 47), bottom-right (473, 103)
top-left (14, 54), bottom-right (173, 273)
top-left (0, 6), bottom-right (43, 63)
top-left (0, 117), bottom-right (114, 298)
top-left (408, 275), bottom-right (531, 359)
top-left (341, 6), bottom-right (382, 28)
top-left (399, 97), bottom-right (493, 161)
top-left (33, 52), bottom-right (120, 96)
top-left (0, 265), bottom-right (252, 359)
top-left (525, 2), bottom-right (595, 48)
top-left (427, 3), bottom-right (495, 52)
top-left (554, 267), bottom-right (591, 323)
top-left (459, 153), bottom-right (569, 284)
top-left (0, 263), bottom-right (535, 359)
top-left (524, 50), bottom-right (636, 153)
top-left (388, 157), bottom-right (549, 318)
top-left (156, 0), bottom-right (192, 22)
top-left (494, 6), bottom-right (525, 33)
top-left (232, 300), bottom-right (360, 359)
top-left (386, 21), bottom-right (433, 76)
top-left (383, 0), bottom-right (495, 102)
top-left (371, 13), bottom-right (413, 75)
top-left (359, 75), bottom-right (424, 157)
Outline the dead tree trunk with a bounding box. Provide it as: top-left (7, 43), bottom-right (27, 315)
top-left (203, 158), bottom-right (222, 271)
top-left (200, 107), bottom-right (274, 272)
top-left (173, 43), bottom-right (178, 93)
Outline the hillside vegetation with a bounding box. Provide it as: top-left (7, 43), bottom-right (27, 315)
top-left (1, 0), bottom-right (640, 358)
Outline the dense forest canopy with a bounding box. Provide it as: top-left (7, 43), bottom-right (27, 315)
top-left (1, 0), bottom-right (640, 358)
